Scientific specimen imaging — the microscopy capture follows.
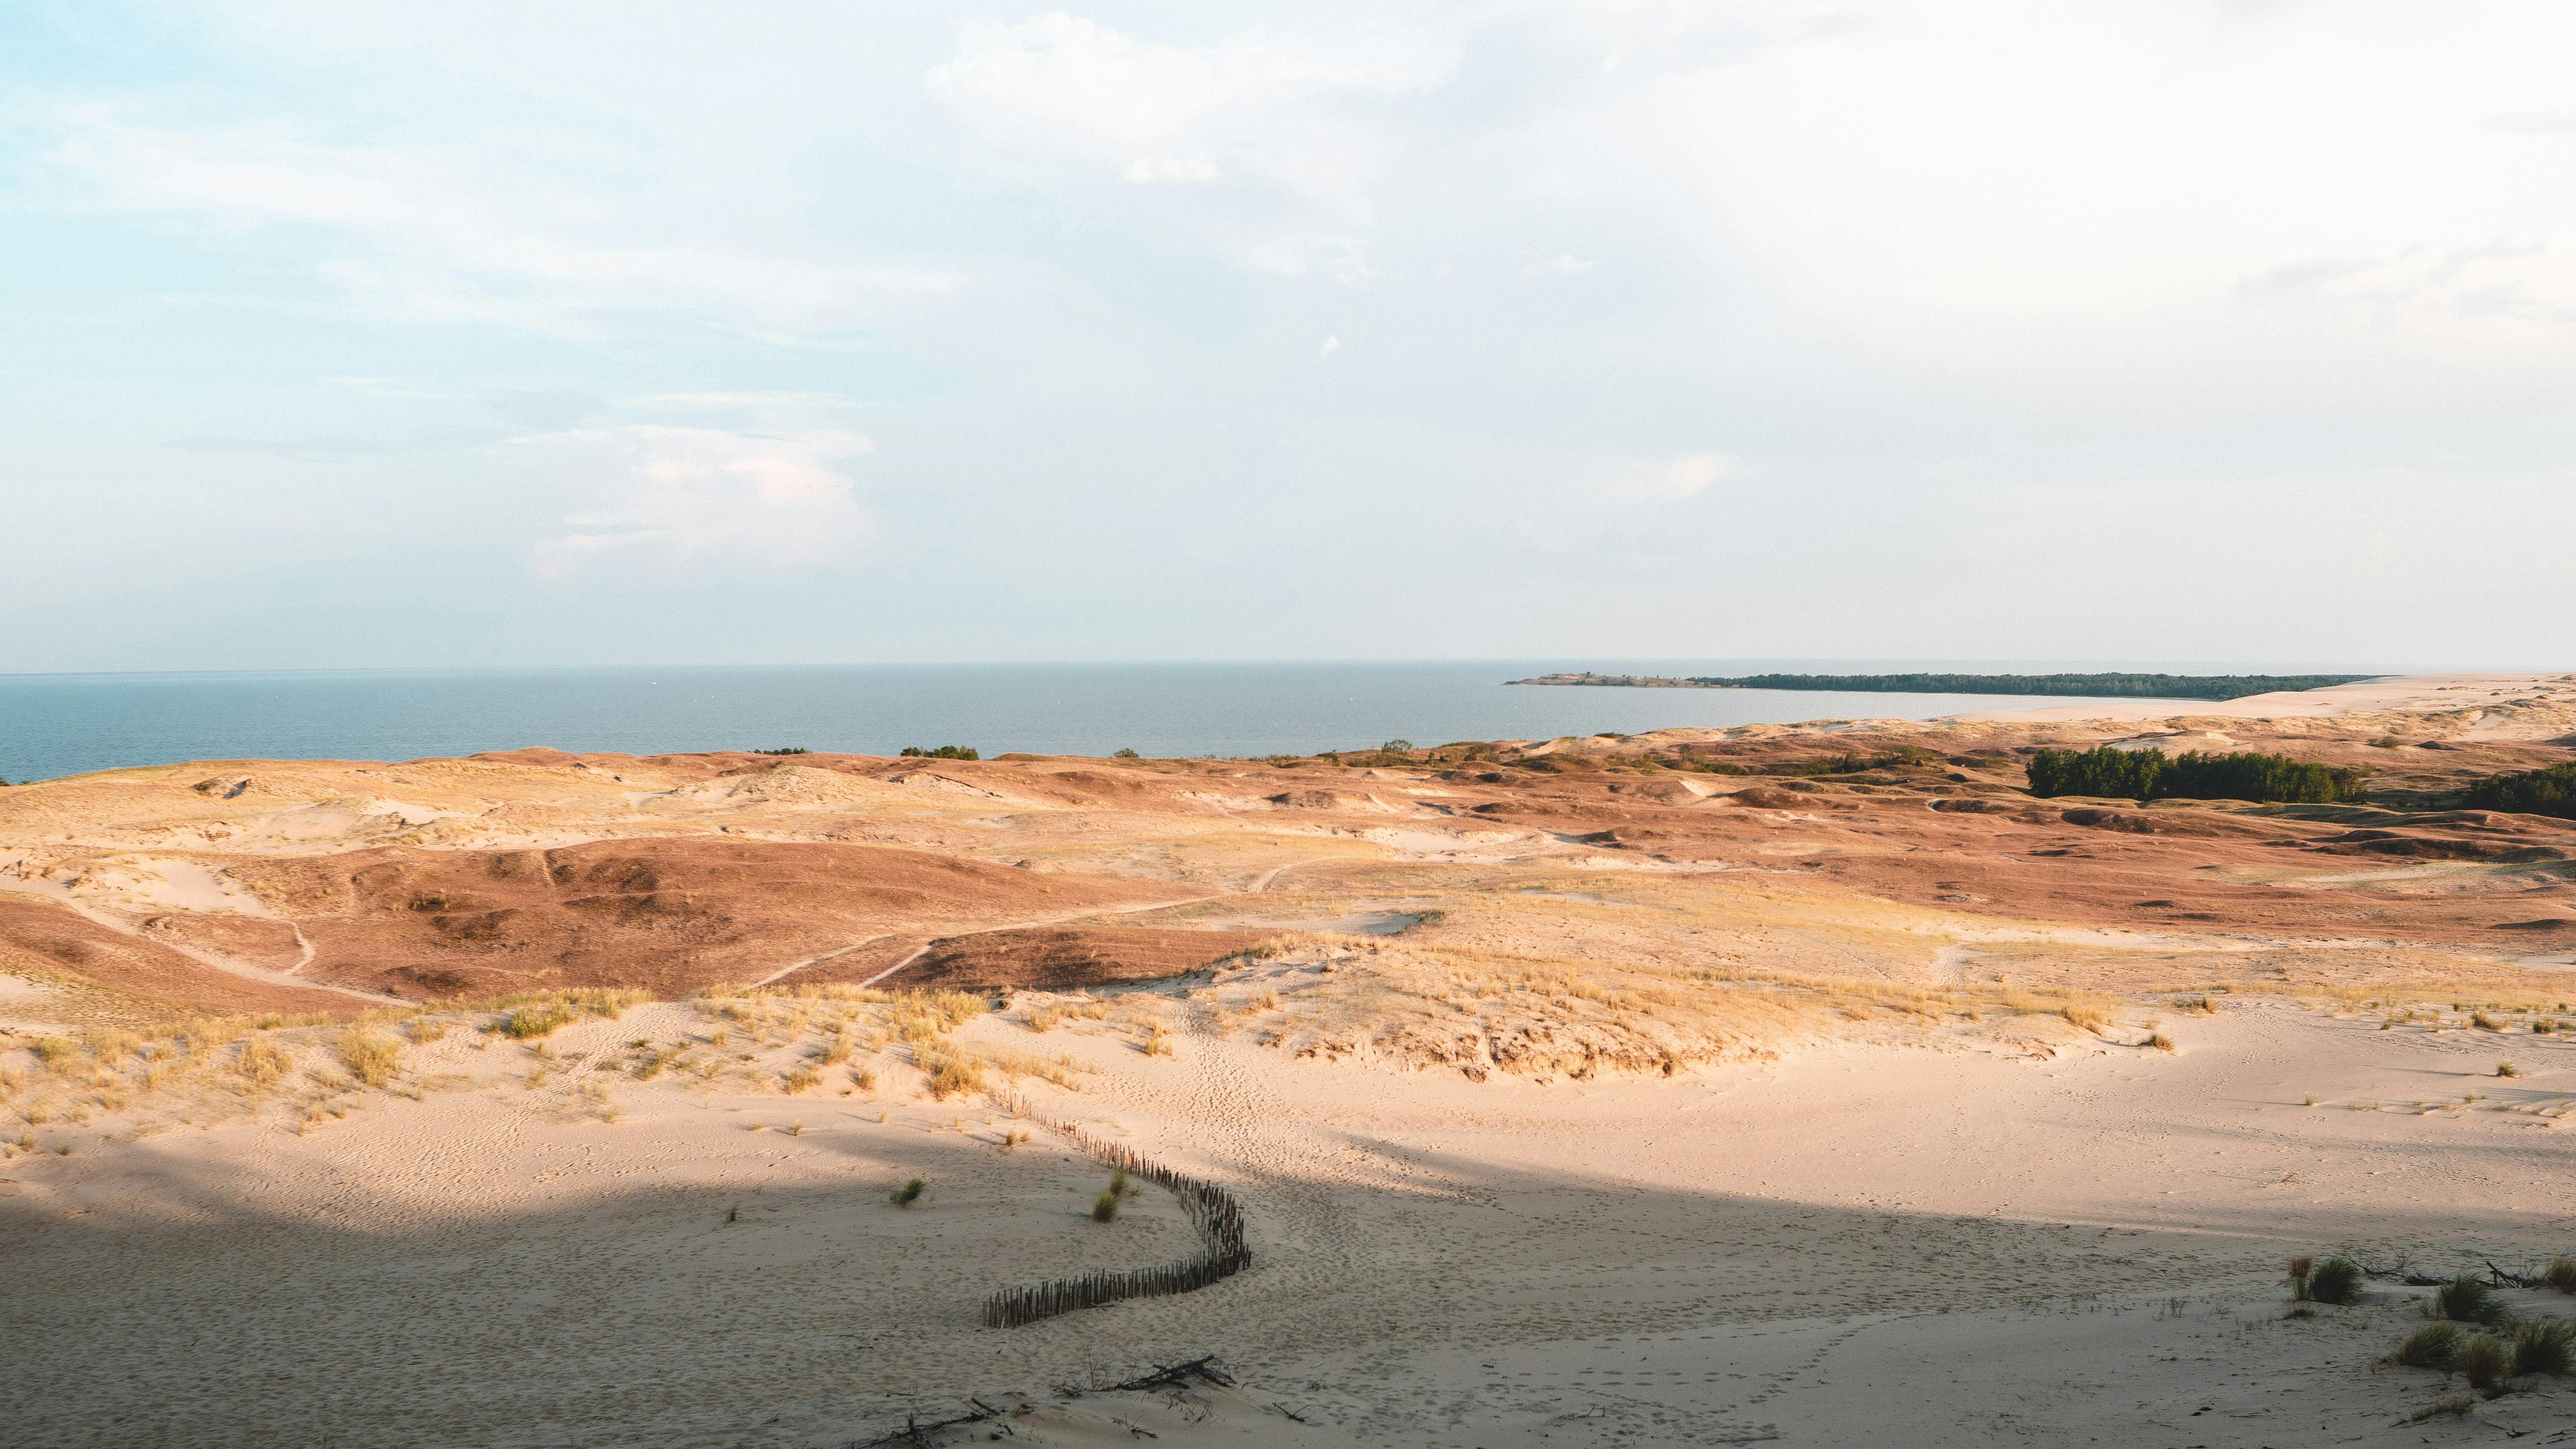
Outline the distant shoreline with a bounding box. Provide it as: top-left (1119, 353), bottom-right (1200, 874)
top-left (1507, 671), bottom-right (2380, 702)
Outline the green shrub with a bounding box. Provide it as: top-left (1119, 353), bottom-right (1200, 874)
top-left (2436, 1274), bottom-right (2510, 1325)
top-left (2459, 1331), bottom-right (2513, 1389)
top-left (753, 747), bottom-right (809, 755)
top-left (2025, 746), bottom-right (2365, 802)
top-left (495, 1001), bottom-right (576, 1039)
top-left (1091, 1188), bottom-right (1120, 1222)
top-left (2543, 1256), bottom-right (2576, 1293)
top-left (2025, 746), bottom-right (2166, 800)
top-left (900, 745), bottom-right (979, 760)
top-left (2391, 1321), bottom-right (2462, 1370)
top-left (2463, 762), bottom-right (2576, 819)
top-left (2302, 1256), bottom-right (2364, 1305)
top-left (891, 1177), bottom-right (925, 1207)
top-left (2512, 1317), bottom-right (2575, 1377)
top-left (1112, 748), bottom-right (1141, 759)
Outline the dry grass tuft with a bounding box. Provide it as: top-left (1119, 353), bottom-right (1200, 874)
top-left (2497, 1060), bottom-right (2521, 1077)
top-left (404, 1016), bottom-right (448, 1044)
top-left (889, 990), bottom-right (987, 1045)
top-left (2145, 1031), bottom-right (2175, 1052)
top-left (2542, 1256), bottom-right (2576, 1294)
top-left (782, 1064), bottom-right (820, 1094)
top-left (2390, 1321), bottom-right (2462, 1370)
top-left (919, 1045), bottom-right (984, 1100)
top-left (234, 1037), bottom-right (294, 1092)
top-left (2459, 1331), bottom-right (2513, 1390)
top-left (2401, 1393), bottom-right (2472, 1423)
top-left (335, 1030), bottom-right (401, 1088)
top-left (494, 1002), bottom-right (575, 1040)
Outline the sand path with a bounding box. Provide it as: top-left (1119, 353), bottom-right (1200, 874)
top-left (0, 870), bottom-right (404, 1007)
top-left (751, 892), bottom-right (1229, 991)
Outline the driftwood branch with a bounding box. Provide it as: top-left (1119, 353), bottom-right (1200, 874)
top-left (1095, 1356), bottom-right (1235, 1393)
top-left (2345, 1255), bottom-right (2445, 1287)
top-left (846, 1401), bottom-right (1002, 1449)
top-left (2485, 1258), bottom-right (2543, 1289)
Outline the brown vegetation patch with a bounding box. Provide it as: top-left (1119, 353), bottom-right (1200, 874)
top-left (893, 927), bottom-right (1264, 991)
top-left (230, 840), bottom-right (1186, 1000)
top-left (2307, 830), bottom-right (2567, 862)
top-left (0, 897), bottom-right (355, 1019)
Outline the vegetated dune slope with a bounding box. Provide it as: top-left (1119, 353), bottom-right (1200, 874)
top-left (8, 674), bottom-right (2576, 1446)
top-left (2, 673), bottom-right (2574, 1045)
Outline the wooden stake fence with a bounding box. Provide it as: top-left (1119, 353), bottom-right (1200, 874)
top-left (981, 1089), bottom-right (1251, 1329)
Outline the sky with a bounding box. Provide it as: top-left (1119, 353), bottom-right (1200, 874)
top-left (3, 0), bottom-right (2573, 674)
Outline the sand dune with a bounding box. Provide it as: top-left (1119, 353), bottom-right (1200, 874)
top-left (5, 675), bottom-right (2576, 1444)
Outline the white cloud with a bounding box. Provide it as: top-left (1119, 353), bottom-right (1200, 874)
top-left (521, 426), bottom-right (876, 579)
top-left (1598, 453), bottom-right (1729, 501)
top-left (47, 112), bottom-right (951, 340)
top-left (1523, 255), bottom-right (1596, 277)
top-left (1125, 155), bottom-right (1222, 184)
top-left (1317, 334), bottom-right (1340, 357)
top-left (925, 13), bottom-right (1452, 280)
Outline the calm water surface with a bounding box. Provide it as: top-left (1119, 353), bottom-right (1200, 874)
top-left (0, 661), bottom-right (2176, 783)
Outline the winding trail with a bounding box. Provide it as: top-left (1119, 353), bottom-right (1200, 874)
top-left (0, 876), bottom-right (406, 1007)
top-left (751, 934), bottom-right (892, 988)
top-left (758, 892), bottom-right (1229, 992)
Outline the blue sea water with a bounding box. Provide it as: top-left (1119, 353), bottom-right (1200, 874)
top-left (0, 661), bottom-right (2183, 783)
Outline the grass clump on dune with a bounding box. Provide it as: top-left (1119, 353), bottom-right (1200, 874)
top-left (918, 1045), bottom-right (984, 1101)
top-left (488, 988), bottom-right (647, 1041)
top-left (2543, 1256), bottom-right (2576, 1294)
top-left (2388, 1322), bottom-right (2461, 1370)
top-left (495, 1002), bottom-right (575, 1040)
top-left (2402, 1394), bottom-right (2473, 1422)
top-left (2435, 1274), bottom-right (2511, 1325)
top-left (2513, 1317), bottom-right (2576, 1377)
top-left (335, 1030), bottom-right (401, 1088)
top-left (2459, 1332), bottom-right (2514, 1390)
top-left (234, 1037), bottom-right (294, 1092)
top-left (891, 1177), bottom-right (925, 1207)
top-left (2287, 1254), bottom-right (2364, 1305)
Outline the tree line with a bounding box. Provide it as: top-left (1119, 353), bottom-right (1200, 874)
top-left (2026, 746), bottom-right (2367, 803)
top-left (2463, 762), bottom-right (2576, 819)
top-left (1683, 672), bottom-right (2371, 701)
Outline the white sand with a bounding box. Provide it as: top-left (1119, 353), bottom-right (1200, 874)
top-left (1960, 670), bottom-right (2576, 726)
top-left (7, 996), bottom-right (2572, 1445)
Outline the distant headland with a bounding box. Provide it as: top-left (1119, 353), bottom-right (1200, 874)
top-left (1505, 670), bottom-right (2379, 701)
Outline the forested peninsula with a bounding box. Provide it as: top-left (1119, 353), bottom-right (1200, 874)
top-left (1507, 671), bottom-right (2375, 701)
